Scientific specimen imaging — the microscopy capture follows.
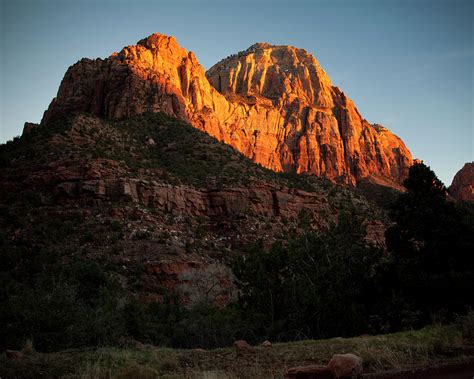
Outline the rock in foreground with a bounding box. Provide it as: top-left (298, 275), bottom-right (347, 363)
top-left (327, 353), bottom-right (363, 378)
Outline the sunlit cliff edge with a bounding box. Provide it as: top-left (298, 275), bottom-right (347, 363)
top-left (42, 33), bottom-right (413, 187)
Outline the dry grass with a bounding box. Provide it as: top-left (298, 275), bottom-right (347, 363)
top-left (1, 323), bottom-right (473, 379)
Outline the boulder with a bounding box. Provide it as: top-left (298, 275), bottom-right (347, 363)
top-left (6, 350), bottom-right (24, 360)
top-left (22, 122), bottom-right (38, 135)
top-left (327, 353), bottom-right (363, 378)
top-left (234, 339), bottom-right (252, 354)
top-left (145, 138), bottom-right (156, 146)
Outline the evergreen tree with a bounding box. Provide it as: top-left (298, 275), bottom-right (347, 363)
top-left (232, 212), bottom-right (384, 341)
top-left (386, 162), bottom-right (474, 320)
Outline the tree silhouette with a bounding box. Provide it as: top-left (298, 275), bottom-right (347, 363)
top-left (386, 162), bottom-right (474, 320)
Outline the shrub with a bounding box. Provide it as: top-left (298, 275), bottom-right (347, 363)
top-left (232, 211), bottom-right (385, 341)
top-left (0, 261), bottom-right (127, 351)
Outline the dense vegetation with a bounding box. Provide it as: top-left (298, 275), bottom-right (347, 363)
top-left (385, 163), bottom-right (474, 327)
top-left (232, 211), bottom-right (384, 340)
top-left (0, 113), bottom-right (473, 355)
top-left (232, 163), bottom-right (474, 342)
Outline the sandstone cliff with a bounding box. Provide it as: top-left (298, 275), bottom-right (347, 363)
top-left (42, 33), bottom-right (412, 186)
top-left (449, 162), bottom-right (474, 202)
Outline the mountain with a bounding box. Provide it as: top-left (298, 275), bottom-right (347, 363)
top-left (1, 33), bottom-right (402, 337)
top-left (1, 112), bottom-right (386, 308)
top-left (42, 33), bottom-right (412, 186)
top-left (11, 33), bottom-right (471, 358)
top-left (449, 162), bottom-right (474, 202)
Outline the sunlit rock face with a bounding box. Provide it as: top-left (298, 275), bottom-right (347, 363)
top-left (42, 33), bottom-right (412, 186)
top-left (449, 162), bottom-right (474, 202)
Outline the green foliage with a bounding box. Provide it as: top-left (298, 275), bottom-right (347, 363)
top-left (232, 168), bottom-right (474, 340)
top-left (0, 260), bottom-right (126, 351)
top-left (0, 115), bottom-right (74, 168)
top-left (232, 241), bottom-right (291, 339)
top-left (233, 212), bottom-right (385, 341)
top-left (385, 162), bottom-right (474, 326)
top-left (0, 246), bottom-right (243, 352)
top-left (457, 310), bottom-right (474, 341)
top-left (174, 302), bottom-right (243, 349)
top-left (123, 293), bottom-right (244, 349)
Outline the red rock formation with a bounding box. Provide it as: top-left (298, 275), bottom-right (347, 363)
top-left (18, 154), bottom-right (332, 223)
top-left (328, 353), bottom-right (363, 378)
top-left (23, 122), bottom-right (39, 135)
top-left (449, 162), bottom-right (474, 202)
top-left (42, 33), bottom-right (412, 186)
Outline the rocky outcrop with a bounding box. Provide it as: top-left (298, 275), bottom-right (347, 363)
top-left (41, 33), bottom-right (412, 186)
top-left (449, 162), bottom-right (474, 202)
top-left (25, 157), bottom-right (331, 223)
top-left (3, 156), bottom-right (384, 246)
top-left (22, 122), bottom-right (39, 135)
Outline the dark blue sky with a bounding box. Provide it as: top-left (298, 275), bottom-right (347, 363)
top-left (1, 0), bottom-right (472, 184)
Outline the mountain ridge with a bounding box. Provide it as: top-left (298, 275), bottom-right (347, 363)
top-left (41, 32), bottom-right (413, 186)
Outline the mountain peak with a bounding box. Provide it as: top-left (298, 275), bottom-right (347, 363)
top-left (245, 42), bottom-right (311, 53)
top-left (41, 33), bottom-right (412, 186)
top-left (136, 33), bottom-right (181, 50)
top-left (206, 41), bottom-right (332, 107)
top-left (247, 42), bottom-right (275, 50)
top-left (449, 162), bottom-right (474, 202)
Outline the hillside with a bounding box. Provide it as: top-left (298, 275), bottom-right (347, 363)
top-left (1, 112), bottom-right (389, 351)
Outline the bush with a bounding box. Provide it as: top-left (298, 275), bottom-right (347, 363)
top-left (386, 162), bottom-right (474, 324)
top-left (232, 211), bottom-right (385, 341)
top-left (0, 261), bottom-right (126, 351)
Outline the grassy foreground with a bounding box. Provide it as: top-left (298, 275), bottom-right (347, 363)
top-left (1, 323), bottom-right (473, 379)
